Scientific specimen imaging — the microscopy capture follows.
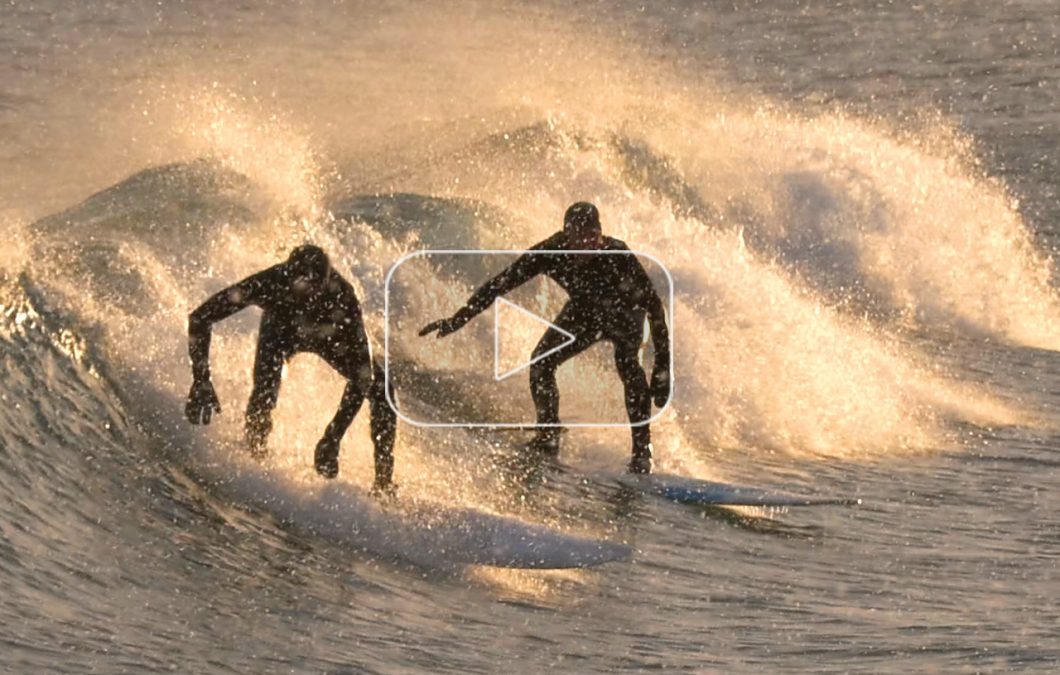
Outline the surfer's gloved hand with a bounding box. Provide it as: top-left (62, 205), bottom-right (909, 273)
top-left (650, 362), bottom-right (670, 408)
top-left (185, 378), bottom-right (221, 425)
top-left (418, 306), bottom-right (474, 338)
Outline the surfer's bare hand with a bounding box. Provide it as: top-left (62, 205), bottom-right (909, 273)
top-left (186, 379), bottom-right (221, 425)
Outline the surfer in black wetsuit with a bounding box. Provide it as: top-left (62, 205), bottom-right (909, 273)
top-left (420, 202), bottom-right (670, 474)
top-left (184, 244), bottom-right (397, 493)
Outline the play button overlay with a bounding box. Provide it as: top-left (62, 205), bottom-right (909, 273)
top-left (383, 249), bottom-right (673, 428)
top-left (494, 297), bottom-right (575, 381)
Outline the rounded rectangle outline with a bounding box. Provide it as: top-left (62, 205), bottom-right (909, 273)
top-left (384, 249), bottom-right (675, 428)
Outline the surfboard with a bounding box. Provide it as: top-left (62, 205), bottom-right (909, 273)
top-left (299, 481), bottom-right (631, 570)
top-left (391, 499), bottom-right (632, 569)
top-left (617, 472), bottom-right (861, 507)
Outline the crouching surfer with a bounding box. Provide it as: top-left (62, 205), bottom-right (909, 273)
top-left (184, 244), bottom-right (397, 495)
top-left (420, 202), bottom-right (671, 474)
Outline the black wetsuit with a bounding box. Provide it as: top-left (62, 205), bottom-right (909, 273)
top-left (186, 262), bottom-right (396, 488)
top-left (453, 232), bottom-right (670, 468)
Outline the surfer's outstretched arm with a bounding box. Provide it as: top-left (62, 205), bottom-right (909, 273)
top-left (188, 272), bottom-right (269, 377)
top-left (419, 252), bottom-right (549, 338)
top-left (185, 269), bottom-right (277, 424)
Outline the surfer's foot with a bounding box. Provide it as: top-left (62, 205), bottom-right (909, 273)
top-left (370, 480), bottom-right (398, 501)
top-left (315, 456), bottom-right (338, 479)
top-left (245, 415), bottom-right (272, 458)
top-left (527, 429), bottom-right (561, 456)
top-left (628, 452), bottom-right (652, 475)
top-left (314, 437), bottom-right (340, 479)
top-left (246, 436), bottom-right (268, 460)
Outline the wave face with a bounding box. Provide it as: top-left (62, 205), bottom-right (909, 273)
top-left (23, 122), bottom-right (1032, 466)
top-left (3, 0), bottom-right (1060, 672)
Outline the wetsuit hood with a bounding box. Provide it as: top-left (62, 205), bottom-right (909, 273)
top-left (563, 202), bottom-right (601, 236)
top-left (287, 244), bottom-right (331, 283)
top-left (563, 201), bottom-right (603, 250)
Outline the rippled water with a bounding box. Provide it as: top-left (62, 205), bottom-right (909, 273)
top-left (1, 1), bottom-right (1058, 672)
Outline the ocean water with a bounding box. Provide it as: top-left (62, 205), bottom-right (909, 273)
top-left (1, 1), bottom-right (1059, 672)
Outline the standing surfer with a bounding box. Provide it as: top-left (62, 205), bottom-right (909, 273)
top-left (420, 202), bottom-right (671, 473)
top-left (184, 244), bottom-right (397, 494)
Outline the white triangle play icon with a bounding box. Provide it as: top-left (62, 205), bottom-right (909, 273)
top-left (494, 297), bottom-right (576, 381)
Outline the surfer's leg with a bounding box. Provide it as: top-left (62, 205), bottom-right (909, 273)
top-left (614, 338), bottom-right (652, 474)
top-left (314, 363), bottom-right (371, 479)
top-left (309, 334), bottom-right (376, 478)
top-left (528, 307), bottom-right (595, 452)
top-left (368, 360), bottom-right (397, 493)
top-left (245, 339), bottom-right (287, 457)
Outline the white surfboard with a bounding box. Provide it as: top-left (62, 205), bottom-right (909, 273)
top-left (390, 499), bottom-right (632, 569)
top-left (618, 472), bottom-right (860, 507)
top-left (296, 481), bottom-right (631, 569)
